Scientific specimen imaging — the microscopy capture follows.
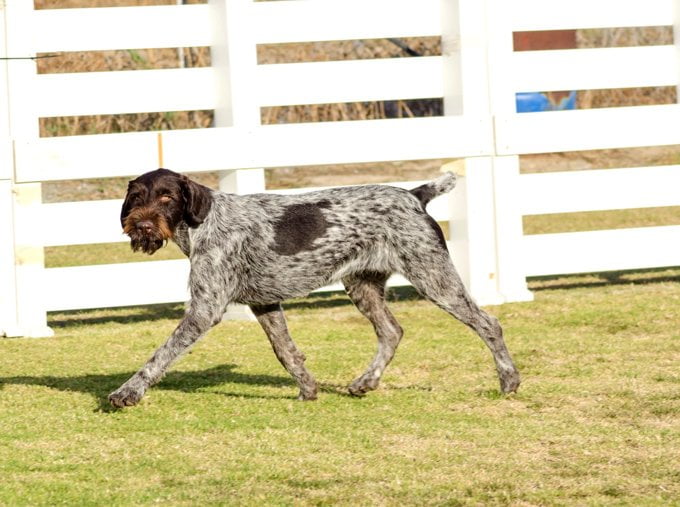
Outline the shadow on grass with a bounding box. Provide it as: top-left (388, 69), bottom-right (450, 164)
top-left (0, 364), bottom-right (299, 412)
top-left (529, 267), bottom-right (680, 292)
top-left (48, 303), bottom-right (186, 329)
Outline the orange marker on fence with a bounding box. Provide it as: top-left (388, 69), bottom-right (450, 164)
top-left (157, 133), bottom-right (164, 168)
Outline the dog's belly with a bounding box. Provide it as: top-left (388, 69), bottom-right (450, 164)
top-left (234, 244), bottom-right (397, 305)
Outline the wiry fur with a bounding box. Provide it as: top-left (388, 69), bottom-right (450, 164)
top-left (109, 169), bottom-right (520, 407)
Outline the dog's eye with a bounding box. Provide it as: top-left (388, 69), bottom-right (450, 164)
top-left (159, 195), bottom-right (173, 204)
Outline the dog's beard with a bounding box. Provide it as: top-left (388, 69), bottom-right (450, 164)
top-left (129, 233), bottom-right (166, 255)
top-left (123, 209), bottom-right (173, 255)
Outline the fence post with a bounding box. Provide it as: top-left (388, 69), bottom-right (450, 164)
top-left (210, 0), bottom-right (263, 320)
top-left (3, 0), bottom-right (53, 337)
top-left (442, 0), bottom-right (504, 305)
top-left (485, 0), bottom-right (533, 303)
top-left (0, 0), bottom-right (17, 336)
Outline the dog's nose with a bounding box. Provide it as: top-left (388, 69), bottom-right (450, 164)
top-left (135, 220), bottom-right (154, 234)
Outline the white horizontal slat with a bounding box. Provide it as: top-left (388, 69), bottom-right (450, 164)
top-left (34, 67), bottom-right (217, 117)
top-left (512, 46), bottom-right (676, 93)
top-left (36, 179), bottom-right (450, 248)
top-left (252, 0), bottom-right (441, 44)
top-left (16, 117), bottom-right (492, 183)
top-left (257, 57), bottom-right (444, 106)
top-left (162, 117), bottom-right (490, 173)
top-left (511, 0), bottom-right (673, 31)
top-left (520, 166), bottom-right (680, 215)
top-left (43, 260), bottom-right (190, 311)
top-left (495, 104), bottom-right (680, 155)
top-left (15, 131), bottom-right (160, 183)
top-left (43, 259), bottom-right (419, 312)
top-left (39, 200), bottom-right (125, 247)
top-left (32, 4), bottom-right (213, 53)
top-left (523, 225), bottom-right (680, 277)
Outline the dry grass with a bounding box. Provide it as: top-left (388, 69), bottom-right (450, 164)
top-left (30, 2), bottom-right (680, 246)
top-left (577, 27), bottom-right (676, 109)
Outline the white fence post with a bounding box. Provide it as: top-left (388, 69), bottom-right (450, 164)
top-left (0, 0), bottom-right (17, 337)
top-left (211, 0), bottom-right (265, 196)
top-left (4, 0), bottom-right (53, 337)
top-left (442, 0), bottom-right (505, 305)
top-left (210, 0), bottom-right (262, 320)
top-left (486, 0), bottom-right (533, 303)
top-left (445, 159), bottom-right (505, 305)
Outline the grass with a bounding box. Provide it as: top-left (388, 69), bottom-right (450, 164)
top-left (1, 271), bottom-right (680, 505)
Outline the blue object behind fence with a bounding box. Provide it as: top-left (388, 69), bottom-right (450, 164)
top-left (516, 91), bottom-right (576, 113)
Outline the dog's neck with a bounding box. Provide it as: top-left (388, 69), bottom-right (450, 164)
top-left (172, 221), bottom-right (192, 256)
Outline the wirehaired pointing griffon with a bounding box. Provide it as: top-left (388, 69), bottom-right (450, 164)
top-left (109, 169), bottom-right (520, 407)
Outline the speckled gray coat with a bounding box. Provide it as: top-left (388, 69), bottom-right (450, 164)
top-left (109, 169), bottom-right (520, 407)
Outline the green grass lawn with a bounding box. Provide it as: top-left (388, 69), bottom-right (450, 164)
top-left (1, 269), bottom-right (679, 505)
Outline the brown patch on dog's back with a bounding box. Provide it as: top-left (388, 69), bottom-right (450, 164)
top-left (272, 202), bottom-right (328, 256)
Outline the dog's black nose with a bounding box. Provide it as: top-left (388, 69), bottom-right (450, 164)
top-left (135, 220), bottom-right (154, 234)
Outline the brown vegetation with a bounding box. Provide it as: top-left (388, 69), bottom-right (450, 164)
top-left (31, 1), bottom-right (679, 200)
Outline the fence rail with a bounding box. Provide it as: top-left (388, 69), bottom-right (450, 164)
top-left (15, 117), bottom-right (491, 182)
top-left (523, 226), bottom-right (680, 277)
top-left (33, 4), bottom-right (214, 53)
top-left (2, 0), bottom-right (679, 337)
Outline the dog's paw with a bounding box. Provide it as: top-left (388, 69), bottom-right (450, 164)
top-left (108, 384), bottom-right (145, 408)
top-left (296, 382), bottom-right (318, 401)
top-left (348, 376), bottom-right (379, 397)
top-left (499, 370), bottom-right (521, 394)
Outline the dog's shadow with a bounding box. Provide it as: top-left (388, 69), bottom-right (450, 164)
top-left (0, 364), bottom-right (314, 412)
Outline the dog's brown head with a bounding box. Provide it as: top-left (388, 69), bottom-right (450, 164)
top-left (121, 168), bottom-right (212, 255)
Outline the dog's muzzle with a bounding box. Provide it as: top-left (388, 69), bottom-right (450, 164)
top-left (123, 209), bottom-right (172, 255)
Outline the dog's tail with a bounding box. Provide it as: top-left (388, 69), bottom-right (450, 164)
top-left (410, 172), bottom-right (457, 207)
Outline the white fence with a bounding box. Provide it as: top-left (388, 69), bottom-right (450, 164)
top-left (1, 0), bottom-right (679, 337)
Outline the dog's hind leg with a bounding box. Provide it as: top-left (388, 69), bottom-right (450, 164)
top-left (250, 303), bottom-right (318, 401)
top-left (402, 253), bottom-right (520, 394)
top-left (343, 272), bottom-right (404, 396)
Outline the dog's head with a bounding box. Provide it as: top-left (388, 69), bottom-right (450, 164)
top-left (120, 168), bottom-right (212, 255)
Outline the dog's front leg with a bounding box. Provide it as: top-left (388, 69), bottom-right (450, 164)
top-left (108, 306), bottom-right (220, 407)
top-left (109, 259), bottom-right (229, 408)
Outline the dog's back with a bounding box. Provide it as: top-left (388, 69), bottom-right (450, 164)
top-left (196, 174), bottom-right (456, 303)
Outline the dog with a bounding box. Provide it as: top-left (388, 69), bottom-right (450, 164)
top-left (108, 168), bottom-right (520, 407)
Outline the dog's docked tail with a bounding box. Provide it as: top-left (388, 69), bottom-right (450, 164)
top-left (410, 172), bottom-right (457, 207)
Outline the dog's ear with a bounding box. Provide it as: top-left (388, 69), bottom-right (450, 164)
top-left (179, 175), bottom-right (212, 227)
top-left (120, 181), bottom-right (136, 229)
